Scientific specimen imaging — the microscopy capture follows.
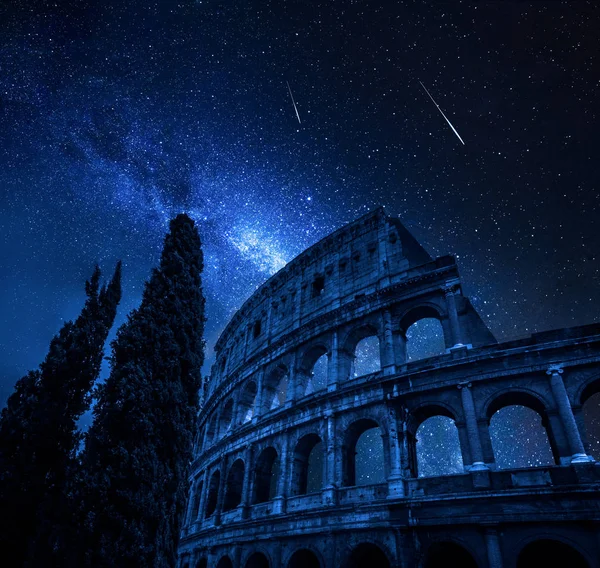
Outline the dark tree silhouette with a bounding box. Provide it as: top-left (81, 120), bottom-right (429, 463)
top-left (79, 214), bottom-right (205, 567)
top-left (0, 262), bottom-right (122, 567)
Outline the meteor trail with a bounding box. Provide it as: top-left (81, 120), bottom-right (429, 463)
top-left (419, 81), bottom-right (465, 145)
top-left (286, 81), bottom-right (301, 125)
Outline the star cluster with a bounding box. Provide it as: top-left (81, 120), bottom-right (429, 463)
top-left (1, 1), bottom-right (599, 477)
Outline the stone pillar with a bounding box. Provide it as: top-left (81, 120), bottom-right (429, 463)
top-left (381, 309), bottom-right (396, 375)
top-left (387, 405), bottom-right (405, 498)
top-left (253, 367), bottom-right (265, 422)
top-left (288, 351), bottom-right (301, 402)
top-left (327, 329), bottom-right (341, 391)
top-left (214, 455), bottom-right (227, 526)
top-left (445, 284), bottom-right (465, 348)
top-left (484, 527), bottom-right (504, 568)
top-left (547, 366), bottom-right (594, 463)
top-left (241, 443), bottom-right (254, 519)
top-left (458, 383), bottom-right (488, 471)
top-left (195, 469), bottom-right (208, 525)
top-left (322, 411), bottom-right (338, 505)
top-left (392, 330), bottom-right (407, 366)
top-left (273, 430), bottom-right (290, 514)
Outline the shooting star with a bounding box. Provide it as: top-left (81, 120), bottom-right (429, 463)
top-left (286, 80), bottom-right (301, 125)
top-left (419, 81), bottom-right (465, 145)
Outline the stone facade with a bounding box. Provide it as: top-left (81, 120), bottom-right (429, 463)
top-left (178, 208), bottom-right (600, 568)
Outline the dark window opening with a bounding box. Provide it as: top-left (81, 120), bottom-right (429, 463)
top-left (311, 276), bottom-right (325, 298)
top-left (253, 320), bottom-right (262, 339)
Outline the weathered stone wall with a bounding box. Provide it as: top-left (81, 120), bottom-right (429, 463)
top-left (180, 209), bottom-right (600, 568)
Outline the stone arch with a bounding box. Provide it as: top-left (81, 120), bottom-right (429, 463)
top-left (406, 404), bottom-right (462, 478)
top-left (298, 343), bottom-right (329, 396)
top-left (398, 303), bottom-right (445, 333)
top-left (238, 380), bottom-right (258, 424)
top-left (216, 556), bottom-right (233, 568)
top-left (517, 538), bottom-right (590, 568)
top-left (399, 304), bottom-right (446, 361)
top-left (219, 398), bottom-right (234, 438)
top-left (423, 541), bottom-right (478, 568)
top-left (340, 322), bottom-right (382, 380)
top-left (263, 364), bottom-right (289, 412)
top-left (398, 302), bottom-right (452, 353)
top-left (204, 469), bottom-right (220, 518)
top-left (342, 541), bottom-right (392, 568)
top-left (287, 548), bottom-right (322, 568)
top-left (290, 433), bottom-right (324, 496)
top-left (244, 551), bottom-right (270, 568)
top-left (485, 389), bottom-right (558, 467)
top-left (223, 459), bottom-right (245, 511)
top-left (343, 418), bottom-right (385, 486)
top-left (253, 447), bottom-right (279, 504)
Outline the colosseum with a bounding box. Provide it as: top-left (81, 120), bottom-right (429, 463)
top-left (178, 207), bottom-right (600, 568)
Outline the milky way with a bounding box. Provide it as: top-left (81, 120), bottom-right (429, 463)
top-left (1, 1), bottom-right (599, 476)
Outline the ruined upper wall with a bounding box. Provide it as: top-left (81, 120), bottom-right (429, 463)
top-left (212, 208), bottom-right (432, 382)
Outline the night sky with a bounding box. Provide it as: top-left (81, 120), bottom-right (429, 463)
top-left (1, 1), bottom-right (599, 478)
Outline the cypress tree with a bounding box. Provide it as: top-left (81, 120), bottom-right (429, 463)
top-left (0, 262), bottom-right (122, 566)
top-left (80, 214), bottom-right (205, 567)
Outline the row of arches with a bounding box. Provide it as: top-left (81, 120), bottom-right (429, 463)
top-left (189, 388), bottom-right (600, 526)
top-left (186, 538), bottom-right (590, 568)
top-left (201, 316), bottom-right (448, 453)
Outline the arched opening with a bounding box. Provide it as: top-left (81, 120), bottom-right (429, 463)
top-left (223, 459), bottom-right (245, 511)
top-left (204, 470), bottom-right (220, 518)
top-left (263, 365), bottom-right (288, 412)
top-left (307, 353), bottom-right (328, 395)
top-left (239, 380), bottom-right (258, 424)
top-left (489, 397), bottom-right (555, 468)
top-left (581, 381), bottom-right (600, 461)
top-left (517, 539), bottom-right (588, 568)
top-left (196, 559), bottom-right (207, 568)
top-left (253, 447), bottom-right (279, 504)
top-left (424, 542), bottom-right (478, 568)
top-left (344, 543), bottom-right (390, 568)
top-left (416, 415), bottom-right (464, 477)
top-left (288, 549), bottom-right (321, 568)
top-left (216, 557), bottom-right (233, 568)
top-left (344, 419), bottom-right (385, 486)
top-left (353, 336), bottom-right (381, 377)
top-left (245, 552), bottom-right (270, 568)
top-left (291, 434), bottom-right (323, 495)
top-left (405, 318), bottom-right (445, 361)
top-left (220, 399), bottom-right (234, 437)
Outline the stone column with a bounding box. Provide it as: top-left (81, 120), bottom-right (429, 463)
top-left (253, 367), bottom-right (265, 422)
top-left (322, 410), bottom-right (338, 505)
top-left (484, 527), bottom-right (504, 568)
top-left (392, 330), bottom-right (408, 366)
top-left (273, 430), bottom-right (290, 514)
top-left (458, 383), bottom-right (488, 471)
top-left (214, 455), bottom-right (227, 525)
top-left (386, 405), bottom-right (405, 498)
top-left (196, 469), bottom-right (209, 525)
top-left (241, 443), bottom-right (254, 519)
top-left (445, 284), bottom-right (464, 348)
top-left (547, 366), bottom-right (594, 463)
top-left (381, 309), bottom-right (396, 375)
top-left (288, 351), bottom-right (300, 402)
top-left (327, 329), bottom-right (340, 392)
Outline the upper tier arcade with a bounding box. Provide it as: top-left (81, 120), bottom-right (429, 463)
top-left (207, 207), bottom-right (496, 397)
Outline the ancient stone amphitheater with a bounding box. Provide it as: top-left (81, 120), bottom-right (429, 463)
top-left (178, 208), bottom-right (600, 568)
